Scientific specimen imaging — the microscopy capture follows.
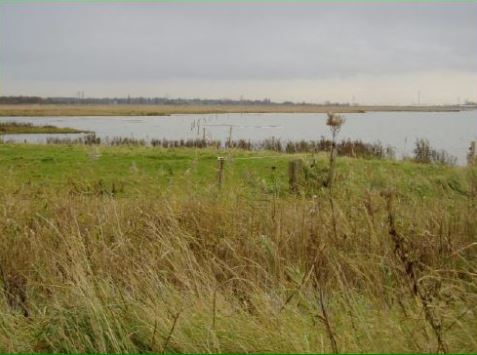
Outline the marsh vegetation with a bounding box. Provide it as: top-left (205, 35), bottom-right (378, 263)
top-left (0, 121), bottom-right (88, 134)
top-left (0, 138), bottom-right (476, 352)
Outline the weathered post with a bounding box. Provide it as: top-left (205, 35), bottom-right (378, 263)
top-left (217, 156), bottom-right (225, 189)
top-left (467, 141), bottom-right (476, 166)
top-left (227, 125), bottom-right (233, 148)
top-left (288, 159), bottom-right (303, 194)
top-left (327, 144), bottom-right (337, 188)
top-left (270, 165), bottom-right (278, 196)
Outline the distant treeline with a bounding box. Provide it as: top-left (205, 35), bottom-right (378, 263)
top-left (0, 96), bottom-right (353, 106)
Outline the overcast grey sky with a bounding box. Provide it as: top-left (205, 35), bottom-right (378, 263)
top-left (1, 2), bottom-right (476, 104)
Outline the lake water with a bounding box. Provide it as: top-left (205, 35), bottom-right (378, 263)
top-left (1, 111), bottom-right (476, 164)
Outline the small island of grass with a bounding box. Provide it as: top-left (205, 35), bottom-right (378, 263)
top-left (0, 121), bottom-right (90, 134)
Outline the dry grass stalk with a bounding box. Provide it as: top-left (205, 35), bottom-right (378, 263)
top-left (317, 288), bottom-right (339, 354)
top-left (161, 311), bottom-right (182, 353)
top-left (384, 191), bottom-right (448, 354)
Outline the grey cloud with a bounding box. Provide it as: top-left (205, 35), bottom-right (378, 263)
top-left (1, 2), bottom-right (476, 89)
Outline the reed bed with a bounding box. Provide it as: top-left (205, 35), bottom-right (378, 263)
top-left (44, 134), bottom-right (395, 160)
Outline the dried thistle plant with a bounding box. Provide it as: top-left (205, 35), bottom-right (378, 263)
top-left (326, 113), bottom-right (345, 189)
top-left (326, 113), bottom-right (345, 140)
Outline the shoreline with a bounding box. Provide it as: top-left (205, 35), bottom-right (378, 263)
top-left (0, 104), bottom-right (472, 117)
top-left (0, 121), bottom-right (89, 134)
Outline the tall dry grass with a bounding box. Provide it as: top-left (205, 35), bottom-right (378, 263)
top-left (0, 165), bottom-right (476, 353)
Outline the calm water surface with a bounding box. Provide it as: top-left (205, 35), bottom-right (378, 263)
top-left (1, 111), bottom-right (476, 164)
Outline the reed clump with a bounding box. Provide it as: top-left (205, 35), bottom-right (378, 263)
top-left (46, 133), bottom-right (101, 145)
top-left (151, 138), bottom-right (221, 149)
top-left (414, 138), bottom-right (457, 166)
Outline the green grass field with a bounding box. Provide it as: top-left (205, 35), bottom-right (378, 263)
top-left (0, 143), bottom-right (476, 353)
top-left (0, 144), bottom-right (468, 195)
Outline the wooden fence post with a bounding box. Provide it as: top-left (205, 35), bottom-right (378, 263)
top-left (217, 157), bottom-right (225, 189)
top-left (468, 141), bottom-right (476, 166)
top-left (288, 159), bottom-right (303, 194)
top-left (227, 126), bottom-right (233, 148)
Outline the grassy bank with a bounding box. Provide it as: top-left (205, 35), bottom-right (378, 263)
top-left (0, 103), bottom-right (466, 116)
top-left (0, 122), bottom-right (88, 134)
top-left (0, 144), bottom-right (476, 353)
